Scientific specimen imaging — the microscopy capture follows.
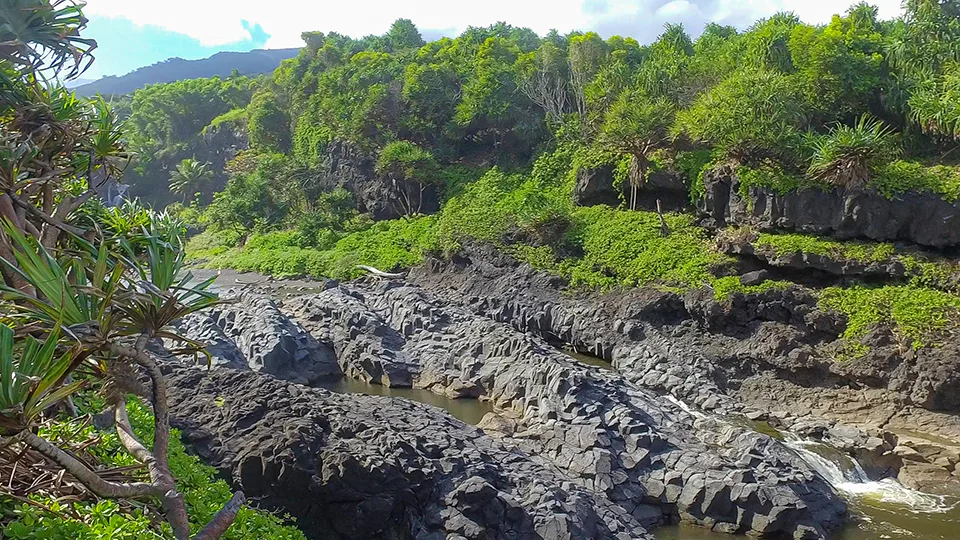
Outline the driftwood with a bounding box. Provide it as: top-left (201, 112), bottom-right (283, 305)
top-left (356, 265), bottom-right (405, 279)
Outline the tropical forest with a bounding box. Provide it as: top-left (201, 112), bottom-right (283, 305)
top-left (2, 0), bottom-right (960, 539)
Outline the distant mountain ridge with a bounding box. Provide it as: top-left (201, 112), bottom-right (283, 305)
top-left (75, 48), bottom-right (300, 97)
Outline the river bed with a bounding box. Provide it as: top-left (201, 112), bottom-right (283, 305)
top-left (318, 351), bottom-right (960, 539)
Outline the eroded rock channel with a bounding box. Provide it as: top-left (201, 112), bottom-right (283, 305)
top-left (169, 252), bottom-right (960, 539)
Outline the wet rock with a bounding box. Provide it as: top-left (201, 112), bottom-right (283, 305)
top-left (165, 367), bottom-right (649, 539)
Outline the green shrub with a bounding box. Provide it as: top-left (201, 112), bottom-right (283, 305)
top-left (871, 160), bottom-right (960, 202)
top-left (805, 115), bottom-right (899, 187)
top-left (820, 285), bottom-right (960, 353)
top-left (711, 276), bottom-right (791, 302)
top-left (2, 401), bottom-right (306, 540)
top-left (755, 232), bottom-right (896, 264)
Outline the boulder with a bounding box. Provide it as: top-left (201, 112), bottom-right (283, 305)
top-left (165, 367), bottom-right (650, 540)
top-left (176, 292), bottom-right (340, 384)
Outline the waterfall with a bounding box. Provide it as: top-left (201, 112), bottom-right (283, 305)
top-left (784, 436), bottom-right (956, 513)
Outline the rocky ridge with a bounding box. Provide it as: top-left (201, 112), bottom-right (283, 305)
top-left (166, 367), bottom-right (649, 539)
top-left (407, 244), bottom-right (960, 496)
top-left (281, 283), bottom-right (846, 538)
top-left (698, 165), bottom-right (960, 249)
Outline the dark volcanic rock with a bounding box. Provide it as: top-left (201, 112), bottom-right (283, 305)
top-left (405, 244), bottom-right (960, 497)
top-left (307, 140), bottom-right (440, 221)
top-left (166, 367), bottom-right (650, 540)
top-left (573, 165), bottom-right (689, 211)
top-left (284, 281), bottom-right (847, 538)
top-left (699, 165), bottom-right (960, 249)
top-left (175, 292), bottom-right (340, 384)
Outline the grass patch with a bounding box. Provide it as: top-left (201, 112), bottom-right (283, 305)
top-left (1, 398), bottom-right (305, 540)
top-left (755, 232), bottom-right (897, 264)
top-left (820, 285), bottom-right (960, 354)
top-left (871, 161), bottom-right (960, 202)
top-left (196, 217), bottom-right (437, 280)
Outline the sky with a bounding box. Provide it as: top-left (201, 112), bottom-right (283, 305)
top-left (78, 0), bottom-right (905, 79)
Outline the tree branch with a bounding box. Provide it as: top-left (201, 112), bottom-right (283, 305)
top-left (22, 431), bottom-right (158, 499)
top-left (192, 492), bottom-right (246, 540)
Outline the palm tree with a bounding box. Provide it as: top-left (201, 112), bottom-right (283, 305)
top-left (169, 158), bottom-right (214, 202)
top-left (0, 0), bottom-right (97, 78)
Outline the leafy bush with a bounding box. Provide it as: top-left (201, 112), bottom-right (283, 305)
top-left (673, 69), bottom-right (805, 162)
top-left (820, 285), bottom-right (960, 353)
top-left (2, 401), bottom-right (306, 540)
top-left (871, 160), bottom-right (960, 202)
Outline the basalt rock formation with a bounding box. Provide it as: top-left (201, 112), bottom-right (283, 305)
top-left (283, 282), bottom-right (847, 538)
top-left (165, 367), bottom-right (650, 539)
top-left (307, 140), bottom-right (440, 220)
top-left (573, 164), bottom-right (690, 212)
top-left (699, 165), bottom-right (960, 249)
top-left (407, 244), bottom-right (960, 496)
top-left (174, 292), bottom-right (340, 384)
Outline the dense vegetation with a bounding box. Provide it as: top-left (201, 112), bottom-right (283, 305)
top-left (155, 1), bottom-right (960, 358)
top-left (0, 2), bottom-right (298, 538)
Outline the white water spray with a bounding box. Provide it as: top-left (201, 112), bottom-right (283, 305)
top-left (784, 436), bottom-right (956, 514)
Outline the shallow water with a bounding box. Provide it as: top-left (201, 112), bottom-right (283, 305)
top-left (320, 362), bottom-right (960, 540)
top-left (316, 377), bottom-right (494, 425)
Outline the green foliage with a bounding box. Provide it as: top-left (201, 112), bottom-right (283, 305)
top-left (806, 115), bottom-right (900, 187)
top-left (563, 206), bottom-right (733, 288)
top-left (376, 140), bottom-right (438, 182)
top-left (871, 160), bottom-right (960, 202)
top-left (711, 276), bottom-right (791, 302)
top-left (736, 163), bottom-right (807, 197)
top-left (168, 158), bottom-right (215, 202)
top-left (674, 69), bottom-right (805, 161)
top-left (248, 90), bottom-right (292, 152)
top-left (201, 217), bottom-right (437, 280)
top-left (2, 401), bottom-right (306, 539)
top-left (820, 285), bottom-right (960, 353)
top-left (755, 232), bottom-right (896, 263)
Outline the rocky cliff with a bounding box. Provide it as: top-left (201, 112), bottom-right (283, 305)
top-left (698, 165), bottom-right (960, 249)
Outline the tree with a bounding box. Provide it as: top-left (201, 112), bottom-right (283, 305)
top-left (248, 89), bottom-right (292, 152)
top-left (375, 140), bottom-right (439, 216)
top-left (599, 88), bottom-right (676, 210)
top-left (516, 40), bottom-right (571, 125)
top-left (0, 4), bottom-right (245, 538)
top-left (387, 18), bottom-right (425, 51)
top-left (807, 114), bottom-right (900, 186)
top-left (169, 158), bottom-right (214, 203)
top-left (674, 68), bottom-right (806, 163)
top-left (568, 32), bottom-right (608, 118)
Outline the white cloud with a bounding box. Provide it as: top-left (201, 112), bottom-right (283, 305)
top-left (81, 0), bottom-right (905, 49)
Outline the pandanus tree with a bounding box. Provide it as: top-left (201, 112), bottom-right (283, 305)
top-left (0, 2), bottom-right (245, 538)
top-left (806, 114), bottom-right (900, 187)
top-left (598, 87), bottom-right (675, 211)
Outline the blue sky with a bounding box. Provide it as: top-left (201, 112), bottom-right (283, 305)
top-left (82, 17), bottom-right (271, 79)
top-left (79, 0), bottom-right (904, 80)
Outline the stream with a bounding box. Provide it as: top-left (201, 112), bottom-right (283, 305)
top-left (317, 348), bottom-right (960, 540)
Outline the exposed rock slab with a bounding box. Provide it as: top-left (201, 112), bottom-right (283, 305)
top-left (284, 281), bottom-right (847, 538)
top-left (166, 367), bottom-right (648, 539)
top-left (699, 165), bottom-right (960, 249)
top-left (175, 291), bottom-right (340, 384)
